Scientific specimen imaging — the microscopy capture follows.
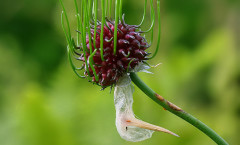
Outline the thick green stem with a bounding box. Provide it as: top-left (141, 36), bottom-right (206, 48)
top-left (130, 72), bottom-right (229, 145)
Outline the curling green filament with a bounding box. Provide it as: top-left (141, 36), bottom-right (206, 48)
top-left (81, 0), bottom-right (91, 76)
top-left (105, 0), bottom-right (108, 17)
top-left (119, 0), bottom-right (123, 22)
top-left (74, 0), bottom-right (81, 46)
top-left (88, 0), bottom-right (93, 21)
top-left (113, 0), bottom-right (120, 55)
top-left (149, 0), bottom-right (155, 45)
top-left (100, 0), bottom-right (105, 61)
top-left (80, 0), bottom-right (83, 21)
top-left (143, 0), bottom-right (155, 33)
top-left (89, 49), bottom-right (99, 81)
top-left (93, 0), bottom-right (98, 50)
top-left (127, 58), bottom-right (136, 72)
top-left (59, 0), bottom-right (71, 42)
top-left (68, 46), bottom-right (85, 78)
top-left (61, 12), bottom-right (70, 44)
top-left (60, 2), bottom-right (84, 79)
top-left (109, 0), bottom-right (113, 19)
top-left (85, 0), bottom-right (93, 54)
top-left (138, 0), bottom-right (147, 27)
top-left (149, 0), bottom-right (161, 59)
top-left (124, 51), bottom-right (130, 58)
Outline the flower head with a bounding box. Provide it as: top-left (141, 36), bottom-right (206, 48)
top-left (79, 19), bottom-right (149, 86)
top-left (60, 0), bottom-right (161, 89)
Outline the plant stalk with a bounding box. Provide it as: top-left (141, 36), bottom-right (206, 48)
top-left (130, 72), bottom-right (228, 145)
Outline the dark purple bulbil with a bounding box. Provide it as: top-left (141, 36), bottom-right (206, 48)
top-left (77, 20), bottom-right (149, 87)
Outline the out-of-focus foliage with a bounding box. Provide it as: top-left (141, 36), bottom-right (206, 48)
top-left (0, 0), bottom-right (239, 145)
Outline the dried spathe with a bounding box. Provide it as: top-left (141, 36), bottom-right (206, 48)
top-left (114, 73), bottom-right (178, 142)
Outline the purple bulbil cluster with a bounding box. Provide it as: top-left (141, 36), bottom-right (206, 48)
top-left (77, 20), bottom-right (149, 87)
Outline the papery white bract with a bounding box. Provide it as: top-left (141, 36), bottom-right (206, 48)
top-left (114, 63), bottom-right (178, 142)
top-left (114, 75), bottom-right (154, 142)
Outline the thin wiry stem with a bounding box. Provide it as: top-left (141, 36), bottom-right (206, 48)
top-left (105, 0), bottom-right (108, 17)
top-left (60, 1), bottom-right (85, 79)
top-left (137, 0), bottom-right (147, 27)
top-left (141, 0), bottom-right (155, 33)
top-left (59, 0), bottom-right (71, 42)
top-left (130, 73), bottom-right (229, 145)
top-left (84, 0), bottom-right (94, 54)
top-left (80, 0), bottom-right (83, 21)
top-left (109, 0), bottom-right (112, 19)
top-left (148, 0), bottom-right (161, 59)
top-left (74, 0), bottom-right (81, 46)
top-left (61, 11), bottom-right (70, 44)
top-left (88, 0), bottom-right (93, 21)
top-left (100, 0), bottom-right (106, 61)
top-left (126, 58), bottom-right (135, 72)
top-left (89, 49), bottom-right (99, 81)
top-left (147, 0), bottom-right (155, 46)
top-left (81, 0), bottom-right (91, 76)
top-left (119, 0), bottom-right (123, 23)
top-left (113, 0), bottom-right (120, 55)
top-left (93, 0), bottom-right (98, 50)
top-left (68, 45), bottom-right (85, 79)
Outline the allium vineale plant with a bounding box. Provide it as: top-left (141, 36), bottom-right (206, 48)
top-left (59, 0), bottom-right (229, 144)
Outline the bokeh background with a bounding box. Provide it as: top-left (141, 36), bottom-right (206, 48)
top-left (0, 0), bottom-right (239, 145)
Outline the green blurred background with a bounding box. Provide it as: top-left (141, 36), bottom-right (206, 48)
top-left (0, 0), bottom-right (239, 145)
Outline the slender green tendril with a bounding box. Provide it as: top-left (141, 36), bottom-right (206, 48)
top-left (142, 0), bottom-right (155, 33)
top-left (89, 49), bottom-right (99, 81)
top-left (81, 0), bottom-right (91, 76)
top-left (80, 0), bottom-right (83, 21)
top-left (88, 0), bottom-right (93, 21)
top-left (119, 0), bottom-right (123, 22)
top-left (105, 0), bottom-right (108, 17)
top-left (59, 0), bottom-right (71, 41)
top-left (149, 0), bottom-right (155, 46)
top-left (100, 0), bottom-right (106, 61)
top-left (60, 12), bottom-right (70, 44)
top-left (109, 0), bottom-right (112, 19)
top-left (68, 45), bottom-right (85, 78)
top-left (60, 1), bottom-right (84, 79)
top-left (148, 0), bottom-right (161, 59)
top-left (126, 58), bottom-right (135, 72)
top-left (74, 0), bottom-right (81, 46)
top-left (93, 0), bottom-right (98, 50)
top-left (85, 0), bottom-right (93, 54)
top-left (137, 0), bottom-right (147, 27)
top-left (113, 0), bottom-right (120, 55)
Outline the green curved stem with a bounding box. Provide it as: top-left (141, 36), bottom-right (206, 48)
top-left (109, 0), bottom-right (112, 18)
top-left (89, 49), bottom-right (99, 81)
top-left (100, 0), bottom-right (105, 61)
top-left (119, 0), bottom-right (123, 22)
top-left (81, 0), bottom-right (91, 77)
top-left (88, 0), bottom-right (93, 21)
top-left (137, 0), bottom-right (147, 27)
top-left (142, 0), bottom-right (155, 33)
top-left (73, 0), bottom-right (80, 46)
top-left (148, 0), bottom-right (161, 59)
top-left (105, 0), bottom-right (108, 17)
top-left (113, 0), bottom-right (119, 55)
top-left (130, 72), bottom-right (229, 145)
top-left (93, 0), bottom-right (98, 50)
top-left (84, 0), bottom-right (93, 54)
